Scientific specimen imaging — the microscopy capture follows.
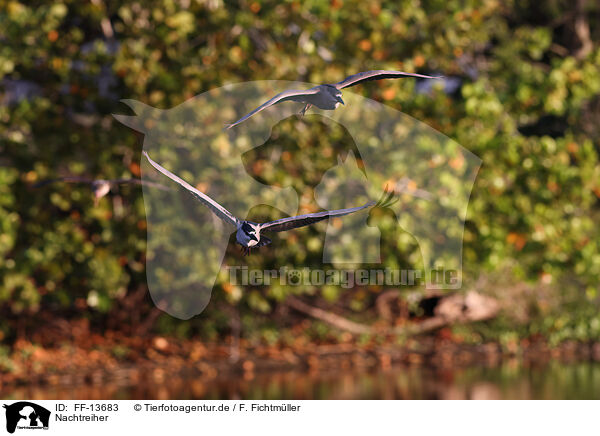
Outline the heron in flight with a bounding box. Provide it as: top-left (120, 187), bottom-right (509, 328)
top-left (225, 70), bottom-right (442, 129)
top-left (143, 151), bottom-right (374, 255)
top-left (34, 177), bottom-right (170, 205)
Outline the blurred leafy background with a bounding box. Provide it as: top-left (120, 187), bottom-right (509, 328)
top-left (1, 0), bottom-right (600, 350)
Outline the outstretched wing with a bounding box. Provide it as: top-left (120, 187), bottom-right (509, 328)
top-left (333, 70), bottom-right (442, 89)
top-left (225, 88), bottom-right (321, 129)
top-left (259, 202), bottom-right (374, 233)
top-left (33, 176), bottom-right (93, 188)
top-left (143, 151), bottom-right (239, 227)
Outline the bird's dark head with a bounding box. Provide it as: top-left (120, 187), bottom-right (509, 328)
top-left (237, 222), bottom-right (270, 255)
top-left (325, 86), bottom-right (344, 104)
top-left (241, 222), bottom-right (259, 243)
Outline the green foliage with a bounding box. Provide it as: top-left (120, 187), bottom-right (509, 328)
top-left (0, 0), bottom-right (599, 339)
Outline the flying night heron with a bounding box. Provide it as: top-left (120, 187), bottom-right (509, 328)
top-left (143, 151), bottom-right (374, 255)
top-left (34, 177), bottom-right (170, 205)
top-left (225, 70), bottom-right (442, 129)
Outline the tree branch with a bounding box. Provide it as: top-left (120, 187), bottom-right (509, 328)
top-left (286, 291), bottom-right (499, 337)
top-left (286, 296), bottom-right (373, 335)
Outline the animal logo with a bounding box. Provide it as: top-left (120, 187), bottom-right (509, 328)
top-left (114, 80), bottom-right (480, 318)
top-left (3, 402), bottom-right (50, 434)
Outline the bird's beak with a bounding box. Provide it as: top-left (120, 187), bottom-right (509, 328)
top-left (337, 96), bottom-right (345, 105)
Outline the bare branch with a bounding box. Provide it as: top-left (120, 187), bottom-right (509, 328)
top-left (286, 296), bottom-right (373, 335)
top-left (286, 291), bottom-right (499, 337)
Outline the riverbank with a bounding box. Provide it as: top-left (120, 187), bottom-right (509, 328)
top-left (2, 325), bottom-right (600, 396)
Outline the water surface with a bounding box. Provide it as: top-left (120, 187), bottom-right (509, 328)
top-left (3, 361), bottom-right (600, 400)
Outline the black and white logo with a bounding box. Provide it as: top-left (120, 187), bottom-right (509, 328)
top-left (3, 402), bottom-right (50, 434)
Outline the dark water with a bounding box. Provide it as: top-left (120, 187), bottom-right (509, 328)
top-left (3, 362), bottom-right (600, 400)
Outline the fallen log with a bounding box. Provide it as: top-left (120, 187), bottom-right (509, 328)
top-left (286, 291), bottom-right (500, 336)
